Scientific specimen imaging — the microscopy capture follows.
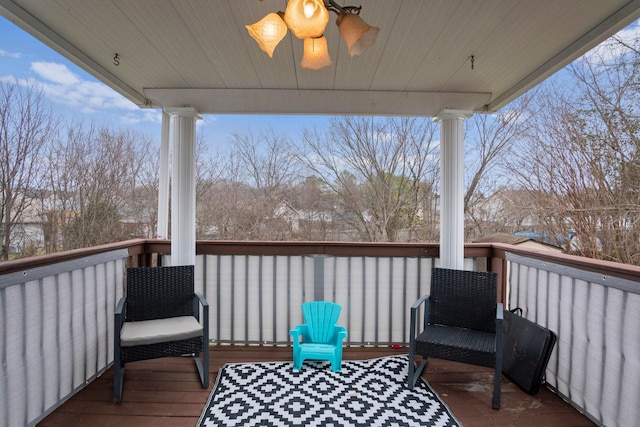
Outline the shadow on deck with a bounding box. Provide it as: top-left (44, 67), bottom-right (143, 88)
top-left (38, 345), bottom-right (594, 427)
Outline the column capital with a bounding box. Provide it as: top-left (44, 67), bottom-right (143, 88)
top-left (435, 109), bottom-right (473, 122)
top-left (163, 106), bottom-right (202, 119)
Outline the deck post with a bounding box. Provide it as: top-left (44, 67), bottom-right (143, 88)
top-left (436, 109), bottom-right (471, 270)
top-left (157, 111), bottom-right (170, 239)
top-left (165, 107), bottom-right (201, 266)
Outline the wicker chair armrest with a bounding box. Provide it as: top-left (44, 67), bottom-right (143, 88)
top-left (194, 292), bottom-right (208, 308)
top-left (115, 297), bottom-right (126, 314)
top-left (410, 295), bottom-right (431, 342)
top-left (411, 294), bottom-right (430, 310)
top-left (114, 297), bottom-right (126, 348)
top-left (193, 292), bottom-right (209, 343)
top-left (115, 297), bottom-right (126, 324)
top-left (495, 303), bottom-right (504, 360)
top-left (495, 303), bottom-right (504, 336)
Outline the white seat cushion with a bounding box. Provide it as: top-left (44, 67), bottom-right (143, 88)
top-left (120, 316), bottom-right (203, 347)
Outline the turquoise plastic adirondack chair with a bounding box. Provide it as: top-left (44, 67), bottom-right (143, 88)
top-left (290, 301), bottom-right (348, 372)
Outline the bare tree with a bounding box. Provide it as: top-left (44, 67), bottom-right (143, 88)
top-left (301, 116), bottom-right (439, 242)
top-left (194, 129), bottom-right (232, 239)
top-left (464, 94), bottom-right (533, 240)
top-left (129, 143), bottom-right (160, 239)
top-left (286, 176), bottom-right (338, 241)
top-left (509, 35), bottom-right (640, 264)
top-left (228, 129), bottom-right (301, 240)
top-left (44, 123), bottom-right (153, 250)
top-left (0, 80), bottom-right (59, 260)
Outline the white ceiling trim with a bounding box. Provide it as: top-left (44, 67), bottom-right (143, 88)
top-left (143, 88), bottom-right (492, 117)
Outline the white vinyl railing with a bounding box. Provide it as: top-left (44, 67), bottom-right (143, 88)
top-left (5, 242), bottom-right (639, 427)
top-left (184, 254), bottom-right (478, 346)
top-left (0, 250), bottom-right (127, 427)
top-left (4, 249), bottom-right (475, 427)
top-left (507, 252), bottom-right (640, 427)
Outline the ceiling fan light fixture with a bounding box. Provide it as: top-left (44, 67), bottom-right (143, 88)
top-left (284, 0), bottom-right (329, 39)
top-left (247, 0), bottom-right (378, 70)
top-left (337, 12), bottom-right (379, 57)
top-left (246, 12), bottom-right (288, 58)
top-left (301, 36), bottom-right (332, 70)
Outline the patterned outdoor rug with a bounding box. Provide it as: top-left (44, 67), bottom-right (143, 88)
top-left (196, 355), bottom-right (461, 427)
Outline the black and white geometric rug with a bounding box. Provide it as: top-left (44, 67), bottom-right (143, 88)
top-left (196, 355), bottom-right (461, 427)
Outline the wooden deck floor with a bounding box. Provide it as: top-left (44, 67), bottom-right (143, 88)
top-left (38, 345), bottom-right (595, 427)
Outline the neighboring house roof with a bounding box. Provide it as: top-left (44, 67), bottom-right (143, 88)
top-left (274, 200), bottom-right (332, 223)
top-left (473, 232), bottom-right (564, 253)
top-left (513, 231), bottom-right (569, 247)
top-left (474, 233), bottom-right (532, 246)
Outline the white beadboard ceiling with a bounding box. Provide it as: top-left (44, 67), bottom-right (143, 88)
top-left (2, 0), bottom-right (640, 116)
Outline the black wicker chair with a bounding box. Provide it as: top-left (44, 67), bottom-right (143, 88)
top-left (408, 267), bottom-right (503, 409)
top-left (113, 265), bottom-right (209, 403)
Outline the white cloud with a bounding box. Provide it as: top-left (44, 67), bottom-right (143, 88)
top-left (612, 21), bottom-right (640, 47)
top-left (582, 21), bottom-right (640, 63)
top-left (119, 110), bottom-right (161, 125)
top-left (3, 60), bottom-right (159, 133)
top-left (198, 116), bottom-right (219, 129)
top-left (1, 75), bottom-right (42, 88)
top-left (120, 113), bottom-right (142, 125)
top-left (27, 61), bottom-right (142, 116)
top-left (0, 75), bottom-right (17, 83)
top-left (0, 49), bottom-right (22, 59)
top-left (31, 61), bottom-right (79, 85)
top-left (142, 110), bottom-right (162, 123)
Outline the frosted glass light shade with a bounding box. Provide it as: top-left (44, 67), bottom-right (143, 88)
top-left (284, 0), bottom-right (329, 39)
top-left (301, 36), bottom-right (332, 70)
top-left (246, 12), bottom-right (288, 57)
top-left (337, 13), bottom-right (379, 57)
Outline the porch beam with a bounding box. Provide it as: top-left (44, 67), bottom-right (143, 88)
top-left (144, 88), bottom-right (491, 116)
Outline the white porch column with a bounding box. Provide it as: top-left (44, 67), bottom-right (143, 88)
top-left (436, 109), bottom-right (471, 270)
top-left (165, 107), bottom-right (201, 266)
top-left (156, 111), bottom-right (170, 239)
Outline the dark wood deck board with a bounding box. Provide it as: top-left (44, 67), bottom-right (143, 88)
top-left (38, 345), bottom-right (594, 427)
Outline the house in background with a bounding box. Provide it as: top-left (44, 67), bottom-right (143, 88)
top-left (6, 193), bottom-right (46, 255)
top-left (466, 189), bottom-right (538, 238)
top-left (474, 232), bottom-right (563, 253)
top-left (273, 200), bottom-right (333, 233)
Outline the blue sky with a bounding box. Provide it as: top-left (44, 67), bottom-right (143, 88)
top-left (0, 15), bottom-right (331, 149)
